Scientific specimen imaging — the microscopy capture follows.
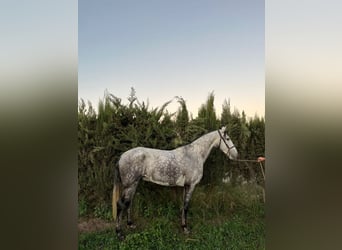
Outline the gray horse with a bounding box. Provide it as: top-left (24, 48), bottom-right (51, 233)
top-left (112, 126), bottom-right (238, 238)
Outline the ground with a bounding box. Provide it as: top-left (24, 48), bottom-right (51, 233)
top-left (78, 218), bottom-right (114, 233)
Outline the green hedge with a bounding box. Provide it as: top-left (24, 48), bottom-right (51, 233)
top-left (78, 90), bottom-right (265, 213)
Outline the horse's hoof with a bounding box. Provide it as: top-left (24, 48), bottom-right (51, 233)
top-left (183, 227), bottom-right (190, 234)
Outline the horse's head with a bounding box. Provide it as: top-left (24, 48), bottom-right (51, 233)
top-left (218, 126), bottom-right (238, 160)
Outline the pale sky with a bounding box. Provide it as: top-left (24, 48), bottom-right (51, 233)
top-left (79, 0), bottom-right (264, 118)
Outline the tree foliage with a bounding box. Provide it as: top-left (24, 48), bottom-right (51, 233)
top-left (196, 91), bottom-right (219, 131)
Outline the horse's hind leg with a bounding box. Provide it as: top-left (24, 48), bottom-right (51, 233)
top-left (115, 181), bottom-right (139, 238)
top-left (127, 181), bottom-right (139, 228)
top-left (115, 186), bottom-right (134, 238)
top-left (115, 194), bottom-right (126, 239)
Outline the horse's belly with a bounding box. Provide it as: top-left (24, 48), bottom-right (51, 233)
top-left (175, 174), bottom-right (186, 186)
top-left (142, 174), bottom-right (185, 187)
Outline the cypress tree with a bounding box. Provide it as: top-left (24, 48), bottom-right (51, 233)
top-left (175, 96), bottom-right (189, 144)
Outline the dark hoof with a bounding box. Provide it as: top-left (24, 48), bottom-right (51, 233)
top-left (127, 221), bottom-right (136, 229)
top-left (116, 229), bottom-right (125, 241)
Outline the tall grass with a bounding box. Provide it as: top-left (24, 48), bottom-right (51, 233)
top-left (79, 183), bottom-right (265, 249)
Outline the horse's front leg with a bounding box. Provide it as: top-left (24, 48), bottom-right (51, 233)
top-left (127, 199), bottom-right (137, 229)
top-left (182, 184), bottom-right (195, 234)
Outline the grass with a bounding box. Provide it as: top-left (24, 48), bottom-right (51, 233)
top-left (79, 183), bottom-right (265, 249)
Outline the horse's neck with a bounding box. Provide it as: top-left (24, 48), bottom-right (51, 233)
top-left (191, 131), bottom-right (219, 163)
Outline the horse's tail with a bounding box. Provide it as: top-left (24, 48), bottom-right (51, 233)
top-left (112, 162), bottom-right (121, 220)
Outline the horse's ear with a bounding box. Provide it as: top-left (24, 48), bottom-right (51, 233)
top-left (220, 126), bottom-right (226, 132)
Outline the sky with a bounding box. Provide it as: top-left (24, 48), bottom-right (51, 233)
top-left (79, 0), bottom-right (264, 118)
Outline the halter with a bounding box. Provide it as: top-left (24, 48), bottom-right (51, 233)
top-left (217, 130), bottom-right (236, 154)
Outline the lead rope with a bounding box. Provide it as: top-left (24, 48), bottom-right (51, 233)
top-left (234, 159), bottom-right (265, 202)
top-left (234, 159), bottom-right (265, 181)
